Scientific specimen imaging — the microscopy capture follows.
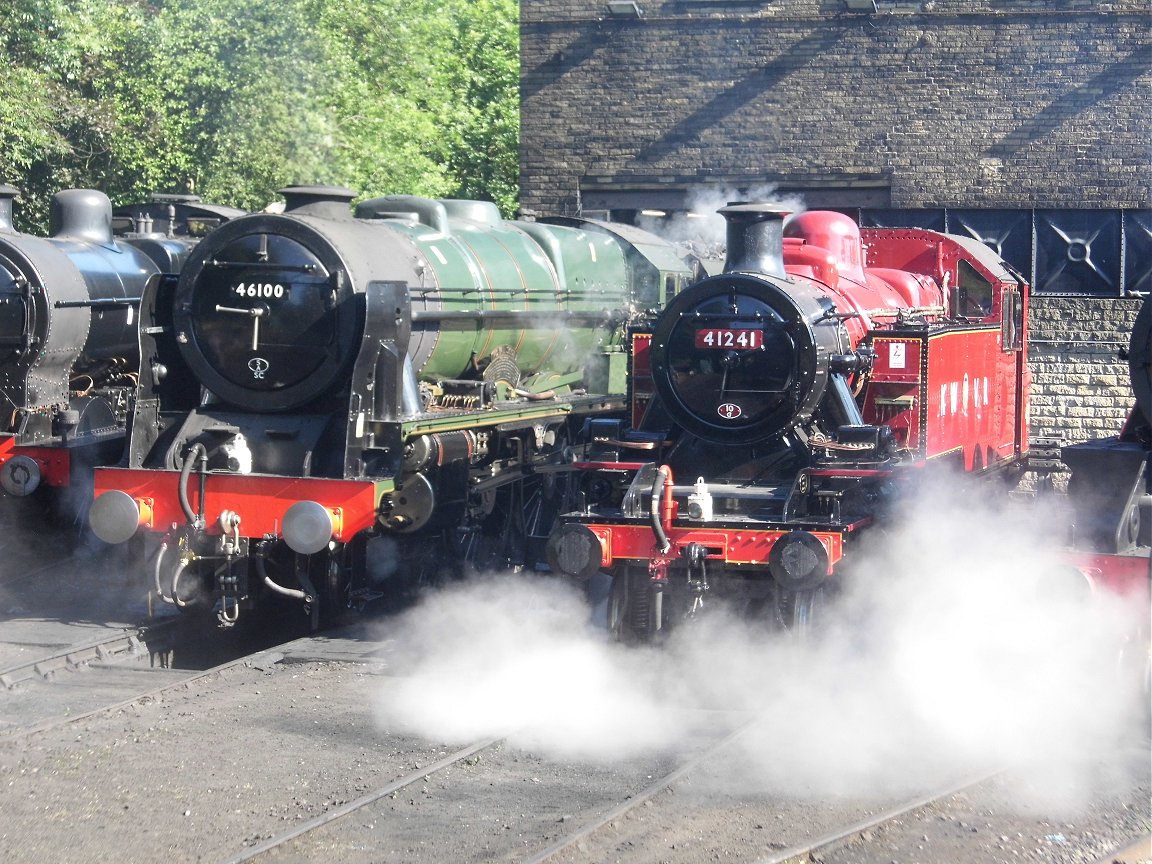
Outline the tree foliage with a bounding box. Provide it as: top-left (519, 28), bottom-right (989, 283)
top-left (0, 0), bottom-right (520, 231)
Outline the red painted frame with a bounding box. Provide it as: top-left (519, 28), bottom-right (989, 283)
top-left (581, 521), bottom-right (845, 571)
top-left (0, 436), bottom-right (73, 488)
top-left (92, 467), bottom-right (382, 542)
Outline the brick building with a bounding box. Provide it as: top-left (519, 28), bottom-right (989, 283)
top-left (519, 0), bottom-right (1151, 444)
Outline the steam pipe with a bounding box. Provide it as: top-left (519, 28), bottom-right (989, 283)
top-left (179, 443), bottom-right (207, 528)
top-left (255, 548), bottom-right (307, 601)
top-left (825, 372), bottom-right (867, 428)
top-left (650, 464), bottom-right (674, 554)
top-left (153, 541), bottom-right (175, 605)
top-left (170, 558), bottom-right (189, 607)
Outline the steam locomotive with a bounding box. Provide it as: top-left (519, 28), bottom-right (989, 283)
top-left (1061, 300), bottom-right (1151, 688)
top-left (87, 186), bottom-right (700, 626)
top-left (0, 186), bottom-right (240, 530)
top-left (544, 204), bottom-right (1031, 640)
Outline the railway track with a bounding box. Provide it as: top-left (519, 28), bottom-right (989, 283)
top-left (535, 772), bottom-right (1007, 864)
top-left (0, 615), bottom-right (207, 737)
top-left (216, 714), bottom-right (766, 864)
top-left (0, 568), bottom-right (1146, 864)
top-left (218, 708), bottom-right (766, 864)
top-left (0, 619), bottom-right (174, 689)
top-left (0, 640), bottom-right (1146, 864)
top-left (0, 551), bottom-right (311, 738)
top-left (216, 705), bottom-right (1150, 864)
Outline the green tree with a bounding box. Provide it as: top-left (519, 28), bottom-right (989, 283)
top-left (0, 0), bottom-right (141, 229)
top-left (0, 0), bottom-right (520, 229)
top-left (307, 0), bottom-right (463, 202)
top-left (108, 0), bottom-right (339, 210)
top-left (439, 0), bottom-right (520, 215)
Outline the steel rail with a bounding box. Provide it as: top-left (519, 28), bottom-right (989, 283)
top-left (0, 636), bottom-right (283, 741)
top-left (752, 769), bottom-right (1004, 864)
top-left (520, 716), bottom-right (1001, 864)
top-left (219, 736), bottom-right (504, 864)
top-left (522, 718), bottom-right (763, 864)
top-left (0, 615), bottom-right (181, 690)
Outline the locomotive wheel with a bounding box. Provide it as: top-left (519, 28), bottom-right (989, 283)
top-left (468, 480), bottom-right (529, 574)
top-left (607, 567), bottom-right (665, 643)
top-left (466, 429), bottom-right (575, 576)
top-left (392, 528), bottom-right (471, 590)
top-left (774, 587), bottom-right (822, 635)
top-left (306, 541), bottom-right (364, 631)
top-left (606, 570), bottom-right (632, 642)
top-left (308, 549), bottom-right (347, 629)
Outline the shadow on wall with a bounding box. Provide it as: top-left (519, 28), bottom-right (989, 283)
top-left (985, 48), bottom-right (1149, 160)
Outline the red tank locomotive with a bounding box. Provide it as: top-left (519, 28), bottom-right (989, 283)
top-left (546, 203), bottom-right (1031, 640)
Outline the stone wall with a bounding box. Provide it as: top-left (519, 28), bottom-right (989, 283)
top-left (520, 2), bottom-right (1150, 452)
top-left (520, 1), bottom-right (1151, 216)
top-left (1027, 295), bottom-right (1140, 445)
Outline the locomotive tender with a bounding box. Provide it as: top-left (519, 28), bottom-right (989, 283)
top-left (0, 186), bottom-right (239, 527)
top-left (87, 186), bottom-right (699, 625)
top-left (545, 204), bottom-right (1031, 640)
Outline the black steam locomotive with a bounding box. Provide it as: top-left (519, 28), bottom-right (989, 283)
top-left (1060, 299), bottom-right (1151, 692)
top-left (0, 185), bottom-right (240, 530)
top-left (87, 186), bottom-right (701, 626)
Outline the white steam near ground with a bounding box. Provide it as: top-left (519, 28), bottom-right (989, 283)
top-left (372, 474), bottom-right (1149, 810)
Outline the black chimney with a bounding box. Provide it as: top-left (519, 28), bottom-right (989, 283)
top-left (719, 202), bottom-right (790, 278)
top-left (0, 185), bottom-right (18, 232)
top-left (279, 185), bottom-right (356, 220)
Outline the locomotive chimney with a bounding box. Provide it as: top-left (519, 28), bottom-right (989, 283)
top-left (279, 185), bottom-right (357, 220)
top-left (0, 185), bottom-right (18, 232)
top-left (50, 189), bottom-right (114, 243)
top-left (719, 202), bottom-right (790, 278)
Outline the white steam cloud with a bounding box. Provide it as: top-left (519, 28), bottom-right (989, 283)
top-left (635, 183), bottom-right (808, 258)
top-left (372, 574), bottom-right (683, 760)
top-left (372, 475), bottom-right (1147, 808)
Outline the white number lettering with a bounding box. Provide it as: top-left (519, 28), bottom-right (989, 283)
top-left (233, 283), bottom-right (286, 299)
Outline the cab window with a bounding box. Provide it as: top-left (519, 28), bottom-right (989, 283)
top-left (952, 260), bottom-right (994, 319)
top-left (1001, 285), bottom-right (1022, 352)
